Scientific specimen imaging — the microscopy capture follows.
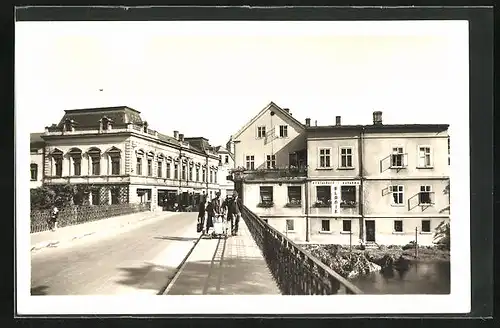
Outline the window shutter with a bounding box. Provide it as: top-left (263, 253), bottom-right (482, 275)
top-left (417, 147), bottom-right (425, 167)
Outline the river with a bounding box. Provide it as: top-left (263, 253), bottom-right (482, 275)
top-left (349, 260), bottom-right (450, 294)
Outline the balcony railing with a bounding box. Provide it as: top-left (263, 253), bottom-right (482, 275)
top-left (241, 205), bottom-right (363, 295)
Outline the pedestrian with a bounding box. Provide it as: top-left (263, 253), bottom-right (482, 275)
top-left (49, 206), bottom-right (59, 231)
top-left (197, 196), bottom-right (208, 233)
top-left (229, 191), bottom-right (242, 236)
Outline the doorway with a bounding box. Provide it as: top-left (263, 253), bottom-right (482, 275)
top-left (365, 220), bottom-right (376, 242)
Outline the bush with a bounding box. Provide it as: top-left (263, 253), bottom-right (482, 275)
top-left (433, 221), bottom-right (450, 250)
top-left (30, 184), bottom-right (76, 210)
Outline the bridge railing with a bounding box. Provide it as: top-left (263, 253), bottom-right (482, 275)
top-left (241, 206), bottom-right (363, 295)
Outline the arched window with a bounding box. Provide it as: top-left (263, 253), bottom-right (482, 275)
top-left (30, 164), bottom-right (38, 181)
top-left (51, 149), bottom-right (63, 177)
top-left (147, 152), bottom-right (154, 176)
top-left (88, 147), bottom-right (101, 176)
top-left (68, 148), bottom-right (82, 176)
top-left (136, 149), bottom-right (144, 175)
top-left (107, 147), bottom-right (121, 175)
top-left (157, 153), bottom-right (164, 178)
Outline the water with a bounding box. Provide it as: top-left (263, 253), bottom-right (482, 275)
top-left (349, 261), bottom-right (450, 294)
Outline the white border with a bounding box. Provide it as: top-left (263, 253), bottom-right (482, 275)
top-left (16, 20), bottom-right (470, 315)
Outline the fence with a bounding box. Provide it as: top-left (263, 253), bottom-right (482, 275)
top-left (241, 206), bottom-right (363, 295)
top-left (31, 203), bottom-right (151, 233)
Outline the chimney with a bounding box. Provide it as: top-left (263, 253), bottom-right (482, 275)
top-left (173, 130), bottom-right (179, 140)
top-left (179, 133), bottom-right (184, 142)
top-left (335, 116), bottom-right (341, 126)
top-left (373, 111), bottom-right (383, 125)
top-left (284, 108), bottom-right (290, 113)
top-left (305, 118), bottom-right (311, 127)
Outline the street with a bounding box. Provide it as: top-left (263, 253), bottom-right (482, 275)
top-left (31, 212), bottom-right (199, 295)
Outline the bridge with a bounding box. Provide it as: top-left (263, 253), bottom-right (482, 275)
top-left (31, 206), bottom-right (362, 296)
top-left (163, 206), bottom-right (362, 295)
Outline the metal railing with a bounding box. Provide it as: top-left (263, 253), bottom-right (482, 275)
top-left (241, 206), bottom-right (363, 295)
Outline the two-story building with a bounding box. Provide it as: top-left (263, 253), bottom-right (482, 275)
top-left (231, 102), bottom-right (308, 239)
top-left (37, 106), bottom-right (222, 210)
top-left (305, 111), bottom-right (450, 246)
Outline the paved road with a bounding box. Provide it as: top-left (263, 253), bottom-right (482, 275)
top-left (31, 212), bottom-right (198, 296)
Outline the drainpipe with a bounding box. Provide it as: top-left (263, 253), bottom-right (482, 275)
top-left (305, 175), bottom-right (310, 242)
top-left (358, 127), bottom-right (365, 242)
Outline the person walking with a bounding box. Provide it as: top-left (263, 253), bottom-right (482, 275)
top-left (197, 196), bottom-right (208, 234)
top-left (229, 191), bottom-right (242, 236)
top-left (49, 206), bottom-right (59, 231)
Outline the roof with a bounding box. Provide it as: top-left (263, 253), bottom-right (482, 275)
top-left (54, 106), bottom-right (143, 129)
top-left (30, 132), bottom-right (44, 144)
top-left (232, 101), bottom-right (305, 140)
top-left (306, 124), bottom-right (449, 134)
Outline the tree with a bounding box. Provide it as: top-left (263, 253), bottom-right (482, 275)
top-left (30, 184), bottom-right (75, 210)
top-left (433, 220), bottom-right (450, 250)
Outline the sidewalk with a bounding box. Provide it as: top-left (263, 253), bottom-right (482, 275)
top-left (31, 210), bottom-right (178, 252)
top-left (165, 218), bottom-right (281, 295)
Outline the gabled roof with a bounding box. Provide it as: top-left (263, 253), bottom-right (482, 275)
top-left (30, 132), bottom-right (44, 144)
top-left (232, 101), bottom-right (305, 140)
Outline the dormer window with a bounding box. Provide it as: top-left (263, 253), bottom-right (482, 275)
top-left (100, 116), bottom-right (113, 131)
top-left (64, 119), bottom-right (75, 132)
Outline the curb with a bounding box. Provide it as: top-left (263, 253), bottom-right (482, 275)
top-left (30, 212), bottom-right (179, 252)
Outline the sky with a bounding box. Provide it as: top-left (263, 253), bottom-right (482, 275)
top-left (16, 21), bottom-right (468, 147)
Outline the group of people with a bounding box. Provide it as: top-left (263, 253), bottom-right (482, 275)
top-left (198, 190), bottom-right (242, 237)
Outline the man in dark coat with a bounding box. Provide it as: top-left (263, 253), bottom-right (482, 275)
top-left (228, 191), bottom-right (242, 236)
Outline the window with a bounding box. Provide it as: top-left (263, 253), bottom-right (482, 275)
top-left (54, 157), bottom-right (63, 176)
top-left (91, 189), bottom-right (100, 205)
top-left (73, 157), bottom-right (81, 176)
top-left (394, 220), bottom-right (403, 232)
top-left (289, 153), bottom-right (298, 167)
top-left (189, 166), bottom-right (193, 181)
top-left (315, 186), bottom-right (331, 206)
top-left (225, 155), bottom-right (229, 164)
top-left (182, 165), bottom-right (187, 180)
top-left (286, 219), bottom-right (295, 231)
top-left (136, 157), bottom-right (142, 175)
top-left (419, 185), bottom-right (433, 204)
top-left (418, 146), bottom-right (432, 167)
top-left (390, 185), bottom-right (404, 205)
top-left (109, 150), bottom-right (120, 175)
top-left (259, 186), bottom-right (273, 205)
top-left (214, 171), bottom-right (217, 184)
top-left (342, 220), bottom-right (352, 232)
top-left (340, 186), bottom-right (356, 207)
top-left (166, 162), bottom-right (171, 179)
top-left (321, 219), bottom-right (330, 232)
top-left (219, 155), bottom-right (222, 165)
top-left (391, 147), bottom-right (405, 167)
top-left (157, 161), bottom-right (163, 178)
top-left (209, 169), bottom-right (213, 183)
top-left (147, 159), bottom-right (153, 176)
top-left (257, 126), bottom-right (266, 138)
top-left (202, 168), bottom-right (206, 182)
top-left (266, 155), bottom-right (276, 169)
top-left (196, 167), bottom-right (200, 181)
top-left (279, 125), bottom-right (288, 138)
top-left (246, 155), bottom-right (255, 170)
top-left (88, 149), bottom-right (101, 175)
top-left (287, 186), bottom-right (301, 205)
top-left (111, 188), bottom-right (120, 204)
top-left (174, 164), bottom-right (179, 179)
top-left (30, 164), bottom-right (37, 181)
top-left (422, 220), bottom-right (431, 233)
top-left (319, 148), bottom-right (331, 168)
top-left (340, 148), bottom-right (353, 168)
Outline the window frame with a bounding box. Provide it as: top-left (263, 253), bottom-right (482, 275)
top-left (320, 219), bottom-right (331, 233)
top-left (417, 145), bottom-right (433, 168)
top-left (339, 146), bottom-right (354, 169)
top-left (30, 164), bottom-right (38, 181)
top-left (166, 162), bottom-right (171, 179)
top-left (393, 220), bottom-right (403, 233)
top-left (342, 220), bottom-right (352, 233)
top-left (245, 155), bottom-right (255, 170)
top-left (287, 186), bottom-right (302, 206)
top-left (259, 186), bottom-right (274, 206)
top-left (157, 160), bottom-right (163, 178)
top-left (285, 219), bottom-right (295, 232)
top-left (266, 154), bottom-right (276, 169)
top-left (419, 185), bottom-right (433, 205)
top-left (318, 147), bottom-right (332, 169)
top-left (390, 185), bottom-right (405, 206)
top-left (257, 126), bottom-right (267, 139)
top-left (421, 220), bottom-right (431, 233)
top-left (340, 185), bottom-right (357, 207)
top-left (315, 185), bottom-right (332, 207)
top-left (279, 125), bottom-right (288, 138)
top-left (390, 146), bottom-right (406, 168)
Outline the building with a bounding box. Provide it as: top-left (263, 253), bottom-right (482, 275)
top-left (231, 102), bottom-right (308, 237)
top-left (30, 133), bottom-right (45, 189)
top-left (214, 143), bottom-right (235, 199)
top-left (230, 103), bottom-right (450, 246)
top-left (34, 106), bottom-right (222, 210)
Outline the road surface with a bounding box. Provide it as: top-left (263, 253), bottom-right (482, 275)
top-left (31, 212), bottom-right (198, 295)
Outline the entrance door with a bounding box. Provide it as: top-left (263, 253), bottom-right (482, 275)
top-left (365, 220), bottom-right (376, 242)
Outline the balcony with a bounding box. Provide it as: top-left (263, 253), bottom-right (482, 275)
top-left (230, 166), bottom-right (307, 182)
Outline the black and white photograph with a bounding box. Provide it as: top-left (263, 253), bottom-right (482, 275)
top-left (16, 15), bottom-right (472, 315)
